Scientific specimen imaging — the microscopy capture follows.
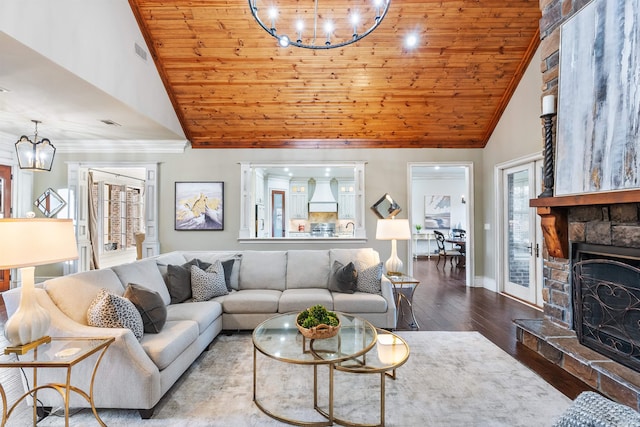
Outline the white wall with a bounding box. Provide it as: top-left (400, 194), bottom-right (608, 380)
top-left (411, 177), bottom-right (467, 233)
top-left (0, 0), bottom-right (183, 137)
top-left (35, 147), bottom-right (485, 275)
top-left (481, 47), bottom-right (544, 287)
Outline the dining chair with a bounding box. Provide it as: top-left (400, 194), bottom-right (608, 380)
top-left (433, 230), bottom-right (462, 268)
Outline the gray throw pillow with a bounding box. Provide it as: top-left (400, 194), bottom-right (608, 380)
top-left (328, 260), bottom-right (358, 294)
top-left (356, 262), bottom-right (384, 294)
top-left (166, 259), bottom-right (211, 303)
top-left (124, 283), bottom-right (167, 334)
top-left (190, 261), bottom-right (229, 302)
top-left (221, 259), bottom-right (235, 291)
top-left (87, 288), bottom-right (144, 340)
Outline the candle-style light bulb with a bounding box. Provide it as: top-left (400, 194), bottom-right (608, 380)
top-left (324, 21), bottom-right (334, 45)
top-left (268, 7), bottom-right (277, 33)
top-left (351, 14), bottom-right (360, 38)
top-left (296, 20), bottom-right (304, 43)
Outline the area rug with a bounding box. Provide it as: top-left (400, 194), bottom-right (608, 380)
top-left (27, 331), bottom-right (570, 426)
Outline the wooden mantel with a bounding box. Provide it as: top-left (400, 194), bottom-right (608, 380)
top-left (530, 190), bottom-right (640, 259)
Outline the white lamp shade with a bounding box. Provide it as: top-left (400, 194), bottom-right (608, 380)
top-left (375, 218), bottom-right (411, 240)
top-left (0, 218), bottom-right (78, 269)
top-left (0, 218), bottom-right (78, 346)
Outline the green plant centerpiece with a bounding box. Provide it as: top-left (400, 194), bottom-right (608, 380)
top-left (296, 304), bottom-right (341, 339)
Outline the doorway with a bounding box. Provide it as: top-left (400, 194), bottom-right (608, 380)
top-left (0, 165), bottom-right (11, 291)
top-left (408, 162), bottom-right (474, 286)
top-left (271, 190), bottom-right (285, 237)
top-left (498, 157), bottom-right (544, 307)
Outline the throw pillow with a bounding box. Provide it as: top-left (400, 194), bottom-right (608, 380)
top-left (191, 261), bottom-right (229, 302)
top-left (221, 259), bottom-right (235, 291)
top-left (165, 259), bottom-right (211, 303)
top-left (123, 283), bottom-right (167, 334)
top-left (328, 260), bottom-right (358, 294)
top-left (87, 288), bottom-right (144, 340)
top-left (166, 259), bottom-right (200, 304)
top-left (356, 262), bottom-right (384, 294)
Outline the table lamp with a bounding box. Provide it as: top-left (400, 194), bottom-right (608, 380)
top-left (376, 218), bottom-right (411, 276)
top-left (0, 218), bottom-right (78, 347)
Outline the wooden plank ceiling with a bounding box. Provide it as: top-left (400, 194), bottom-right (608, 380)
top-left (129, 0), bottom-right (541, 149)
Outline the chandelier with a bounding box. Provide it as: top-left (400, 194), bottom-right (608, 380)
top-left (14, 120), bottom-right (56, 172)
top-left (249, 0), bottom-right (391, 49)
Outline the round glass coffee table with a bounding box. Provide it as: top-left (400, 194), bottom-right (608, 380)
top-left (252, 312), bottom-right (377, 426)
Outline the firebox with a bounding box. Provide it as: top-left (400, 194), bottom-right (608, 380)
top-left (572, 243), bottom-right (640, 372)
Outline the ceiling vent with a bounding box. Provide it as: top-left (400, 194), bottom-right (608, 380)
top-left (134, 42), bottom-right (148, 61)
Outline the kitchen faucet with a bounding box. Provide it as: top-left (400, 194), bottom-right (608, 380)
top-left (345, 222), bottom-right (355, 236)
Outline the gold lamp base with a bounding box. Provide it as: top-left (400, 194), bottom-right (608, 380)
top-left (4, 336), bottom-right (51, 355)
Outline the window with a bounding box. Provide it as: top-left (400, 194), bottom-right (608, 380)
top-left (97, 183), bottom-right (143, 252)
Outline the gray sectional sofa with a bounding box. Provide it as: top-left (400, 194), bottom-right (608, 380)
top-left (3, 248), bottom-right (396, 417)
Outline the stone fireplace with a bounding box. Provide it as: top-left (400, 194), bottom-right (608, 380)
top-left (513, 0), bottom-right (640, 410)
top-left (517, 202), bottom-right (640, 409)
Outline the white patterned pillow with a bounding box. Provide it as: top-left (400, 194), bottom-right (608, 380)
top-left (356, 262), bottom-right (383, 294)
top-left (87, 288), bottom-right (144, 340)
top-left (191, 261), bottom-right (228, 302)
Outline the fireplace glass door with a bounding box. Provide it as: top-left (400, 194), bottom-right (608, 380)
top-left (502, 162), bottom-right (543, 306)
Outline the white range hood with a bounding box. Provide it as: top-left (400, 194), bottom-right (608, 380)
top-left (308, 178), bottom-right (338, 212)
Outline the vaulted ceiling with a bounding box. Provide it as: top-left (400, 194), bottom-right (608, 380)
top-left (129, 0), bottom-right (541, 149)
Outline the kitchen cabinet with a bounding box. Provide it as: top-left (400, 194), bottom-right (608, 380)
top-left (338, 180), bottom-right (355, 219)
top-left (290, 180), bottom-right (308, 219)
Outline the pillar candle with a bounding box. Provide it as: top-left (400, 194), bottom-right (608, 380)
top-left (542, 94), bottom-right (556, 115)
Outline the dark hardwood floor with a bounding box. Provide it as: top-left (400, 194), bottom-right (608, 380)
top-left (399, 258), bottom-right (594, 400)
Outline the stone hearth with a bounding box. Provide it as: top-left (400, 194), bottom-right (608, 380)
top-left (516, 319), bottom-right (640, 410)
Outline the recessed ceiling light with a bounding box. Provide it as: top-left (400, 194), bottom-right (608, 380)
top-left (404, 33), bottom-right (418, 49)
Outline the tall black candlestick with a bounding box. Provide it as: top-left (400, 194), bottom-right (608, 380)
top-left (538, 112), bottom-right (557, 198)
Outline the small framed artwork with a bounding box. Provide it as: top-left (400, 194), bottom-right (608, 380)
top-left (175, 182), bottom-right (224, 230)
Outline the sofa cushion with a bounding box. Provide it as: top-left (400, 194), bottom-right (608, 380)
top-left (332, 292), bottom-right (388, 313)
top-left (356, 262), bottom-right (383, 294)
top-left (44, 269), bottom-right (125, 325)
top-left (140, 320), bottom-right (199, 370)
top-left (87, 288), bottom-right (144, 340)
top-left (155, 252), bottom-right (188, 267)
top-left (112, 258), bottom-right (171, 305)
top-left (191, 262), bottom-right (228, 301)
top-left (222, 289), bottom-right (281, 314)
top-left (239, 251), bottom-right (287, 290)
top-left (166, 259), bottom-right (201, 304)
top-left (329, 248), bottom-right (380, 270)
top-left (123, 283), bottom-right (167, 334)
top-left (286, 250), bottom-right (331, 289)
top-left (279, 289), bottom-right (333, 313)
top-left (166, 300), bottom-right (222, 334)
top-left (328, 260), bottom-right (358, 294)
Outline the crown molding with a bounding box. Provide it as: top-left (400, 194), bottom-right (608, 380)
top-left (54, 140), bottom-right (189, 154)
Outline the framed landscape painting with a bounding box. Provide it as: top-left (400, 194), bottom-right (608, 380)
top-left (175, 182), bottom-right (224, 230)
top-left (555, 0), bottom-right (640, 195)
top-left (424, 195), bottom-right (451, 229)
